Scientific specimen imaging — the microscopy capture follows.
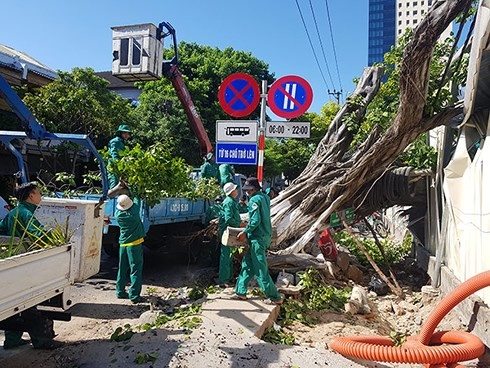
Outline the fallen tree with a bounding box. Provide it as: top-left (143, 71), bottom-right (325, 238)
top-left (271, 0), bottom-right (472, 255)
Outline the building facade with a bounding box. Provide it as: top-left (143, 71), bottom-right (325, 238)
top-left (369, 0), bottom-right (452, 65)
top-left (368, 0), bottom-right (396, 65)
top-left (396, 0), bottom-right (452, 39)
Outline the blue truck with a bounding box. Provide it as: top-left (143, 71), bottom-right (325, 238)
top-left (87, 172), bottom-right (245, 258)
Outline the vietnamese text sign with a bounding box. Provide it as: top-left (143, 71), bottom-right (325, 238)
top-left (216, 120), bottom-right (258, 142)
top-left (265, 121), bottom-right (310, 138)
top-left (216, 142), bottom-right (257, 165)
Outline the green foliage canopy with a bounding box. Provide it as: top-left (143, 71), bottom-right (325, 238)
top-left (102, 141), bottom-right (220, 207)
top-left (22, 68), bottom-right (136, 145)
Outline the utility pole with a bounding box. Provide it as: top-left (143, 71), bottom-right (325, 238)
top-left (257, 80), bottom-right (267, 187)
top-left (328, 89), bottom-right (342, 105)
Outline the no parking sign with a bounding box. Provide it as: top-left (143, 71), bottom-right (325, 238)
top-left (218, 73), bottom-right (260, 117)
top-left (267, 75), bottom-right (313, 119)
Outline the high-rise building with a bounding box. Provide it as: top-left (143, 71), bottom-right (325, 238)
top-left (396, 0), bottom-right (452, 39)
top-left (368, 0), bottom-right (396, 65)
top-left (369, 0), bottom-right (452, 66)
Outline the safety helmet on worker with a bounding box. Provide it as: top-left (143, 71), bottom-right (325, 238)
top-left (223, 182), bottom-right (237, 196)
top-left (116, 194), bottom-right (134, 211)
top-left (117, 124), bottom-right (132, 134)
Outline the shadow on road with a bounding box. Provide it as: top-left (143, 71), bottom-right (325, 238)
top-left (68, 302), bottom-right (145, 319)
top-left (0, 329), bottom-right (183, 368)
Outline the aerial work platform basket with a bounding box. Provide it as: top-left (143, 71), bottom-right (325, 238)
top-left (111, 23), bottom-right (163, 82)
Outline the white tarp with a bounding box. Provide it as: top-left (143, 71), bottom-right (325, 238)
top-left (443, 131), bottom-right (471, 243)
top-left (442, 118), bottom-right (490, 303)
top-left (440, 0), bottom-right (490, 304)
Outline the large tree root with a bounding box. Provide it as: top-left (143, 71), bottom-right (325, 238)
top-left (270, 0), bottom-right (470, 255)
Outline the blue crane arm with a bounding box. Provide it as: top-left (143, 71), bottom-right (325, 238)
top-left (0, 74), bottom-right (108, 201)
top-left (0, 74), bottom-right (47, 140)
top-left (0, 131), bottom-right (109, 198)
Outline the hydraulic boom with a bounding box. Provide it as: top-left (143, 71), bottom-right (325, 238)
top-left (159, 22), bottom-right (213, 158)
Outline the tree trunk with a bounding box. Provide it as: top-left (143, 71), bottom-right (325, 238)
top-left (271, 0), bottom-right (471, 255)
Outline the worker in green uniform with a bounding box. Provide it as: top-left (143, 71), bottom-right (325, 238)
top-left (0, 182), bottom-right (44, 239)
top-left (200, 152), bottom-right (220, 182)
top-left (238, 194), bottom-right (248, 214)
top-left (218, 182), bottom-right (241, 285)
top-left (0, 182), bottom-right (62, 350)
top-left (108, 124), bottom-right (132, 189)
top-left (204, 195), bottom-right (223, 224)
top-left (115, 194), bottom-right (145, 303)
top-left (235, 177), bottom-right (283, 305)
top-left (218, 163), bottom-right (235, 186)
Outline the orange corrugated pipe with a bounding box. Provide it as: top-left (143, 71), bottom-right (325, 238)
top-left (329, 270), bottom-right (490, 367)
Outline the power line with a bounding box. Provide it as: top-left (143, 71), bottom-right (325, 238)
top-left (308, 0), bottom-right (335, 89)
top-left (294, 0), bottom-right (331, 91)
top-left (324, 0), bottom-right (343, 92)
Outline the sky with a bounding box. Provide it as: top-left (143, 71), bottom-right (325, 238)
top-left (0, 0), bottom-right (368, 116)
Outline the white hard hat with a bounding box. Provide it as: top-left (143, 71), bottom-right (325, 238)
top-left (116, 194), bottom-right (133, 211)
top-left (223, 182), bottom-right (237, 196)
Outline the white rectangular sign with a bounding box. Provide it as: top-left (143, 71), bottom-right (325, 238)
top-left (265, 121), bottom-right (310, 138)
top-left (216, 120), bottom-right (258, 142)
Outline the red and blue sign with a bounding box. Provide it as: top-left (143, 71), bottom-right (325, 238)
top-left (267, 75), bottom-right (313, 119)
top-left (218, 73), bottom-right (260, 117)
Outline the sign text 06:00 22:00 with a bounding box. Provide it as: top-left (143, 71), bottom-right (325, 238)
top-left (265, 121), bottom-right (310, 138)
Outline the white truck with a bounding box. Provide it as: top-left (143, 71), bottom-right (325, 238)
top-left (0, 69), bottom-right (109, 329)
top-left (0, 198), bottom-right (105, 323)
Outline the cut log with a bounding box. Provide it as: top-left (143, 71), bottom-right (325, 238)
top-left (221, 227), bottom-right (247, 247)
top-left (221, 226), bottom-right (278, 247)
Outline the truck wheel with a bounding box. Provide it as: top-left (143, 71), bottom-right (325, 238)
top-left (103, 242), bottom-right (120, 258)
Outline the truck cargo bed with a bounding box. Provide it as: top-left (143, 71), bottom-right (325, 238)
top-left (0, 245), bottom-right (71, 321)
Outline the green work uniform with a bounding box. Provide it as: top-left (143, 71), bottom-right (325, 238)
top-left (115, 198), bottom-right (145, 302)
top-left (0, 202), bottom-right (56, 349)
top-left (235, 192), bottom-right (281, 301)
top-left (219, 164), bottom-right (235, 186)
top-left (201, 161), bottom-right (220, 182)
top-left (238, 202), bottom-right (248, 214)
top-left (108, 136), bottom-right (127, 189)
top-left (204, 202), bottom-right (222, 224)
top-left (218, 195), bottom-right (241, 284)
top-left (0, 201), bottom-right (43, 239)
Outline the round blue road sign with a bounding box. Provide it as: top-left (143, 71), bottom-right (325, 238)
top-left (267, 75), bottom-right (313, 119)
top-left (218, 73), bottom-right (260, 117)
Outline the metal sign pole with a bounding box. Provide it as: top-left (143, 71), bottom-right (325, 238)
top-left (257, 80), bottom-right (267, 187)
